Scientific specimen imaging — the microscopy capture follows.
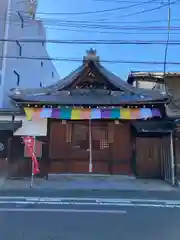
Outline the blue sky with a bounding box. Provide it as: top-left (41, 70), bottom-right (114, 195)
top-left (37, 0), bottom-right (180, 80)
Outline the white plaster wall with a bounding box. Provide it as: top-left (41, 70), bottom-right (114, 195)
top-left (134, 80), bottom-right (165, 92)
top-left (14, 116), bottom-right (47, 136)
top-left (0, 0), bottom-right (60, 108)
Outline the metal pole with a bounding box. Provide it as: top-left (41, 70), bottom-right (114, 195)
top-left (30, 137), bottom-right (35, 188)
top-left (170, 132), bottom-right (175, 186)
top-left (89, 119), bottom-right (92, 173)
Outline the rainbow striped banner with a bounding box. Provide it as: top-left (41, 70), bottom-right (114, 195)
top-left (24, 107), bottom-right (162, 121)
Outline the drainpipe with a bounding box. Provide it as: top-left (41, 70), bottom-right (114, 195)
top-left (0, 0), bottom-right (12, 108)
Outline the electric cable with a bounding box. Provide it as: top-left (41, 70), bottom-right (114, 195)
top-left (20, 0), bottom-right (158, 15)
top-left (5, 11), bottom-right (180, 24)
top-left (1, 38), bottom-right (180, 45)
top-left (1, 55), bottom-right (180, 65)
top-left (23, 0), bottom-right (179, 21)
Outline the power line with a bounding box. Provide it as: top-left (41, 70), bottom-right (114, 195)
top-left (77, 0), bottom-right (178, 22)
top-left (37, 17), bottom-right (180, 24)
top-left (90, 0), bottom-right (180, 22)
top-left (39, 24), bottom-right (180, 31)
top-left (113, 0), bottom-right (179, 19)
top-left (2, 55), bottom-right (180, 65)
top-left (2, 13), bottom-right (180, 36)
top-left (2, 19), bottom-right (180, 35)
top-left (44, 26), bottom-right (180, 35)
top-left (25, 23), bottom-right (180, 31)
top-left (18, 0), bottom-right (178, 20)
top-left (3, 22), bottom-right (180, 35)
top-left (0, 13), bottom-right (177, 34)
top-left (7, 0), bottom-right (178, 25)
top-left (20, 0), bottom-right (157, 15)
top-left (1, 38), bottom-right (180, 44)
top-left (4, 17), bottom-right (180, 31)
top-left (33, 17), bottom-right (180, 25)
top-left (2, 12), bottom-right (180, 32)
top-left (94, 0), bottom-right (178, 2)
top-left (11, 18), bottom-right (180, 30)
top-left (2, 17), bottom-right (180, 35)
top-left (3, 11), bottom-right (180, 25)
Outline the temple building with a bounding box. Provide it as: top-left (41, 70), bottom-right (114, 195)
top-left (5, 49), bottom-right (176, 185)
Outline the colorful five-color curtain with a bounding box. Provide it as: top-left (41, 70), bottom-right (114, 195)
top-left (24, 107), bottom-right (162, 121)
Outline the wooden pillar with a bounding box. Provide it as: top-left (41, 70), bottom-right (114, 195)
top-left (88, 119), bottom-right (93, 173)
top-left (7, 137), bottom-right (12, 178)
top-left (43, 137), bottom-right (50, 179)
top-left (170, 132), bottom-right (175, 186)
top-left (45, 118), bottom-right (51, 179)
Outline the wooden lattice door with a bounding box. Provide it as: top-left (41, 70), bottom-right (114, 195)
top-left (66, 122), bottom-right (90, 173)
top-left (91, 121), bottom-right (113, 173)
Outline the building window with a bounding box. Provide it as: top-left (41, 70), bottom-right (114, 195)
top-left (14, 70), bottom-right (20, 86)
top-left (16, 41), bottom-right (22, 56)
top-left (41, 61), bottom-right (43, 67)
top-left (71, 123), bottom-right (89, 150)
top-left (52, 72), bottom-right (54, 78)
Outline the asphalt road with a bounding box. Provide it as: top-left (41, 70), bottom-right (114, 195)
top-left (0, 201), bottom-right (180, 239)
top-left (1, 188), bottom-right (180, 200)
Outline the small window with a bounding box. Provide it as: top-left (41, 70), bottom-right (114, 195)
top-left (72, 124), bottom-right (89, 150)
top-left (52, 72), bottom-right (54, 78)
top-left (16, 41), bottom-right (22, 56)
top-left (41, 61), bottom-right (43, 67)
top-left (40, 81), bottom-right (42, 87)
top-left (14, 70), bottom-right (20, 86)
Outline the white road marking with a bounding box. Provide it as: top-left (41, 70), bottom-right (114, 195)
top-left (0, 196), bottom-right (180, 205)
top-left (0, 200), bottom-right (179, 208)
top-left (0, 208), bottom-right (127, 214)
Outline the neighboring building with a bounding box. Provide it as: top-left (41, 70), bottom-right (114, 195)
top-left (6, 49), bottom-right (176, 186)
top-left (127, 71), bottom-right (180, 185)
top-left (127, 71), bottom-right (180, 118)
top-left (0, 0), bottom-right (59, 108)
top-left (127, 71), bottom-right (166, 92)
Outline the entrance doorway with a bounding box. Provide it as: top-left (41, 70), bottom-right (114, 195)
top-left (49, 120), bottom-right (132, 175)
top-left (91, 121), bottom-right (111, 173)
top-left (135, 135), bottom-right (175, 185)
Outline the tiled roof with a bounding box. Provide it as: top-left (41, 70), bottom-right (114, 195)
top-left (9, 60), bottom-right (168, 104)
top-left (127, 71), bottom-right (180, 84)
top-left (12, 89), bottom-right (167, 105)
top-left (129, 71), bottom-right (180, 77)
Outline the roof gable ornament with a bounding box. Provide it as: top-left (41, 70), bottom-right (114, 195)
top-left (83, 48), bottom-right (100, 63)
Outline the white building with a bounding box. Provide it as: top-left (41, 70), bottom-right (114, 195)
top-left (127, 72), bottom-right (166, 92)
top-left (0, 0), bottom-right (60, 108)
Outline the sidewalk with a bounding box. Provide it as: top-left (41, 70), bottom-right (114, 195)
top-left (0, 174), bottom-right (175, 192)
